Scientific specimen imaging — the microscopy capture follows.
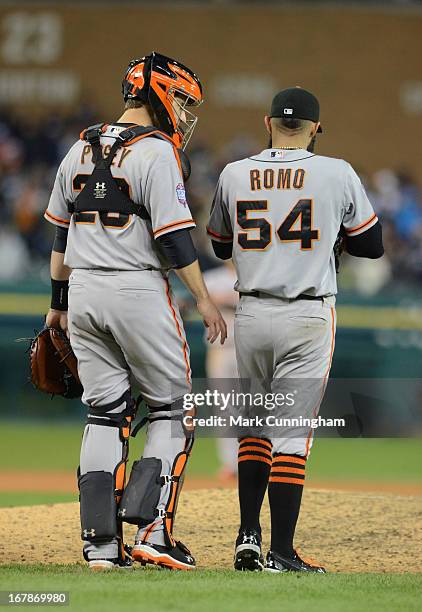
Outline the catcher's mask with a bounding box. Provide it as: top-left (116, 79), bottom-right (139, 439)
top-left (122, 52), bottom-right (203, 149)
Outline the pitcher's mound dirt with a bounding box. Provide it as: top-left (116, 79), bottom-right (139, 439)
top-left (1, 488), bottom-right (421, 573)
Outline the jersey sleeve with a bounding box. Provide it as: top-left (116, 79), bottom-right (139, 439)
top-left (44, 160), bottom-right (71, 228)
top-left (342, 164), bottom-right (378, 236)
top-left (144, 145), bottom-right (196, 240)
top-left (206, 170), bottom-right (233, 242)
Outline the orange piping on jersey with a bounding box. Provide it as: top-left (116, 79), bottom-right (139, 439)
top-left (164, 279), bottom-right (191, 386)
top-left (172, 146), bottom-right (184, 180)
top-left (305, 305), bottom-right (335, 458)
top-left (238, 454), bottom-right (272, 466)
top-left (206, 227), bottom-right (233, 241)
top-left (269, 476), bottom-right (304, 485)
top-left (44, 210), bottom-right (70, 225)
top-left (154, 218), bottom-right (195, 237)
top-left (345, 214), bottom-right (377, 235)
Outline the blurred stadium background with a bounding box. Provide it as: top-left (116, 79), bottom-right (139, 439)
top-left (0, 0), bottom-right (421, 504)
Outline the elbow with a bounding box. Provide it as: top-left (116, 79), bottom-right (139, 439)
top-left (346, 244), bottom-right (384, 259)
top-left (173, 257), bottom-right (198, 269)
top-left (156, 228), bottom-right (198, 268)
top-left (211, 240), bottom-right (233, 260)
top-left (368, 245), bottom-right (384, 259)
top-left (344, 221), bottom-right (384, 259)
top-left (215, 251), bottom-right (232, 261)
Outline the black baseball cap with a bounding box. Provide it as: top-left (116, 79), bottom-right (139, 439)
top-left (270, 87), bottom-right (322, 133)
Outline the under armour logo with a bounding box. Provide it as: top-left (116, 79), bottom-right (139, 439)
top-left (244, 535), bottom-right (255, 543)
top-left (118, 508), bottom-right (126, 517)
top-left (83, 528), bottom-right (96, 538)
top-left (94, 182), bottom-right (107, 199)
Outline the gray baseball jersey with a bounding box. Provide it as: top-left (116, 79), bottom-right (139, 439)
top-left (45, 125), bottom-right (193, 405)
top-left (45, 124), bottom-right (195, 270)
top-left (207, 148), bottom-right (378, 298)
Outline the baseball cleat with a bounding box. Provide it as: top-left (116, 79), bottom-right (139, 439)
top-left (132, 540), bottom-right (196, 570)
top-left (265, 550), bottom-right (326, 573)
top-left (83, 547), bottom-right (133, 571)
top-left (234, 528), bottom-right (264, 571)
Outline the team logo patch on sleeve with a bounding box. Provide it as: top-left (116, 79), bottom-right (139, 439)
top-left (176, 183), bottom-right (187, 206)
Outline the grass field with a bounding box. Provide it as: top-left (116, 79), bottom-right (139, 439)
top-left (0, 566), bottom-right (420, 612)
top-left (0, 423), bottom-right (219, 475)
top-left (1, 423), bottom-right (421, 478)
top-left (0, 424), bottom-right (421, 508)
top-left (1, 426), bottom-right (421, 611)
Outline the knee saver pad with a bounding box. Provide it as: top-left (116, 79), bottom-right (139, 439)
top-left (79, 471), bottom-right (117, 541)
top-left (118, 457), bottom-right (162, 525)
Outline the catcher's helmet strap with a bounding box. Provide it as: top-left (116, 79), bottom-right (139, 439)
top-left (79, 123), bottom-right (107, 143)
top-left (80, 124), bottom-right (173, 148)
top-left (117, 125), bottom-right (175, 147)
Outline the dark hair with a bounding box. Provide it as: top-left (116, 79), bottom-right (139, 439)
top-left (123, 99), bottom-right (159, 127)
top-left (124, 99), bottom-right (145, 110)
top-left (274, 117), bottom-right (308, 132)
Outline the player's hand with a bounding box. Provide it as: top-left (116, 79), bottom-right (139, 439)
top-left (45, 309), bottom-right (69, 338)
top-left (197, 297), bottom-right (227, 345)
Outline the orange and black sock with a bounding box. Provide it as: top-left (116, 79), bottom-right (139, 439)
top-left (268, 453), bottom-right (306, 557)
top-left (237, 437), bottom-right (272, 533)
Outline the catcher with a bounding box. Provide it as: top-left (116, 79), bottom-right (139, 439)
top-left (40, 52), bottom-right (226, 571)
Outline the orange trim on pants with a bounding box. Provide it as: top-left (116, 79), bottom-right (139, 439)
top-left (305, 305), bottom-right (335, 457)
top-left (164, 279), bottom-right (191, 386)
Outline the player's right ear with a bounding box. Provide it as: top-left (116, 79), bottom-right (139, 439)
top-left (264, 116), bottom-right (272, 135)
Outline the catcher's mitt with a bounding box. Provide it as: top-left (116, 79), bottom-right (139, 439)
top-left (30, 327), bottom-right (83, 398)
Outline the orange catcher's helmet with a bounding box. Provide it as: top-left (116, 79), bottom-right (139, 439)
top-left (122, 52), bottom-right (203, 149)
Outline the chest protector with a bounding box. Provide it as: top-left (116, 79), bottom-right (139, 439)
top-left (68, 124), bottom-right (183, 221)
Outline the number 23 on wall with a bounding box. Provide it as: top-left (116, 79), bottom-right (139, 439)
top-left (236, 199), bottom-right (320, 251)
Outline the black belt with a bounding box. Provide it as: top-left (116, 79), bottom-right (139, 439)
top-left (239, 291), bottom-right (323, 301)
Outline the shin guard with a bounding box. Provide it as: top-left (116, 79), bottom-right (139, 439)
top-left (79, 471), bottom-right (117, 541)
top-left (79, 389), bottom-right (138, 559)
top-left (119, 457), bottom-right (163, 524)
